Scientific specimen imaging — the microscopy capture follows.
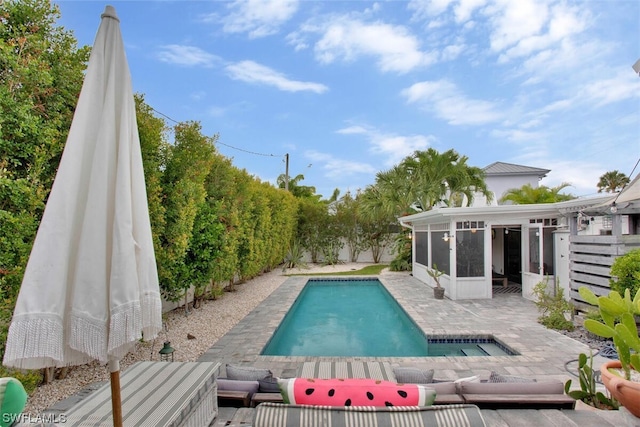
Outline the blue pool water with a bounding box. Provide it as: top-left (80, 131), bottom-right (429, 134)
top-left (261, 279), bottom-right (515, 357)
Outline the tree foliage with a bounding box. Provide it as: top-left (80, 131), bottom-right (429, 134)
top-left (597, 170), bottom-right (629, 193)
top-left (360, 148), bottom-right (492, 219)
top-left (0, 0), bottom-right (89, 363)
top-left (499, 183), bottom-right (575, 204)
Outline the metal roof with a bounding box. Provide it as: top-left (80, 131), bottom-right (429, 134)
top-left (483, 161), bottom-right (550, 177)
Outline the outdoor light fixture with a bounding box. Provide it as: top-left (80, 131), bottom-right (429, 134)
top-left (504, 229), bottom-right (509, 235)
top-left (610, 202), bottom-right (618, 214)
top-left (159, 341), bottom-right (175, 362)
top-left (443, 232), bottom-right (454, 242)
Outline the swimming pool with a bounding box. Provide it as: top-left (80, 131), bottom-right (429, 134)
top-left (261, 278), bottom-right (516, 357)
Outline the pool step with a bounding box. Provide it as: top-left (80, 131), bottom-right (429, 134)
top-left (478, 343), bottom-right (507, 356)
top-left (461, 347), bottom-right (486, 356)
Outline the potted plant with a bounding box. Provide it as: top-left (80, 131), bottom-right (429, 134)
top-left (427, 265), bottom-right (445, 300)
top-left (564, 351), bottom-right (619, 410)
top-left (579, 286), bottom-right (640, 417)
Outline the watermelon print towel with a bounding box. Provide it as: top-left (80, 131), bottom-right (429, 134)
top-left (277, 378), bottom-right (436, 407)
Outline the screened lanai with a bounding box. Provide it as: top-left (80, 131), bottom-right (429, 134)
top-left (397, 198), bottom-right (609, 300)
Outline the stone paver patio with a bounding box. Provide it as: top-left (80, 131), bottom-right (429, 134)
top-left (198, 270), bottom-right (610, 383)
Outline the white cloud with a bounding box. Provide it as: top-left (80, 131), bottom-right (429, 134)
top-left (454, 0), bottom-right (487, 22)
top-left (321, 20), bottom-right (434, 73)
top-left (490, 128), bottom-right (544, 142)
top-left (226, 60), bottom-right (328, 93)
top-left (539, 160), bottom-right (606, 197)
top-left (221, 0), bottom-right (299, 38)
top-left (493, 2), bottom-right (589, 63)
top-left (402, 79), bottom-right (503, 125)
top-left (336, 125), bottom-right (433, 166)
top-left (304, 150), bottom-right (376, 179)
top-left (297, 16), bottom-right (435, 73)
top-left (157, 45), bottom-right (220, 67)
top-left (579, 69), bottom-right (640, 107)
top-left (408, 0), bottom-right (456, 20)
top-left (336, 125), bottom-right (368, 135)
top-left (485, 0), bottom-right (550, 54)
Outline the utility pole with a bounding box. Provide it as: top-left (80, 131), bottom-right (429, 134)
top-left (285, 153), bottom-right (289, 191)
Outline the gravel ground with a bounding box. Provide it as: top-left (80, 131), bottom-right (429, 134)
top-left (23, 263), bottom-right (374, 414)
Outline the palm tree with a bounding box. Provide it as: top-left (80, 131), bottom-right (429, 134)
top-left (597, 170), bottom-right (629, 193)
top-left (499, 183), bottom-right (575, 204)
top-left (276, 173), bottom-right (318, 199)
top-left (403, 148), bottom-right (493, 211)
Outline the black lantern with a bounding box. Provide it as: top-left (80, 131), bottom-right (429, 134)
top-left (159, 341), bottom-right (175, 362)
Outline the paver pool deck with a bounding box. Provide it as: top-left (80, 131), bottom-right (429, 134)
top-left (47, 269), bottom-right (637, 426)
top-left (198, 270), bottom-right (610, 383)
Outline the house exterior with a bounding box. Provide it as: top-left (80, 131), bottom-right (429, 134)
top-left (480, 162), bottom-right (550, 206)
top-left (396, 161), bottom-right (629, 301)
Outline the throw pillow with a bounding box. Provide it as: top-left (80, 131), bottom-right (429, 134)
top-left (393, 367), bottom-right (434, 384)
top-left (226, 364), bottom-right (273, 381)
top-left (258, 377), bottom-right (281, 393)
top-left (277, 378), bottom-right (436, 407)
top-left (489, 371), bottom-right (536, 383)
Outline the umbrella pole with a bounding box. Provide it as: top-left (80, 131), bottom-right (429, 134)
top-left (108, 359), bottom-right (123, 427)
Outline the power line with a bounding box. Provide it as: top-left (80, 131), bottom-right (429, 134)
top-left (149, 107), bottom-right (283, 158)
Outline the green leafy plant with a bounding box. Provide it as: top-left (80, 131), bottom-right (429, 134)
top-left (283, 240), bottom-right (307, 271)
top-left (389, 232), bottom-right (412, 271)
top-left (609, 249), bottom-right (640, 299)
top-left (533, 278), bottom-right (574, 331)
top-left (426, 265), bottom-right (444, 288)
top-left (564, 352), bottom-right (619, 409)
top-left (580, 287), bottom-right (640, 381)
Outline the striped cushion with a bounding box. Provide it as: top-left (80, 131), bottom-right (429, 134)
top-left (298, 361), bottom-right (396, 381)
top-left (253, 403), bottom-right (487, 427)
top-left (63, 362), bottom-right (219, 426)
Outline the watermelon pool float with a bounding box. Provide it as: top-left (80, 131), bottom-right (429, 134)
top-left (277, 378), bottom-right (436, 407)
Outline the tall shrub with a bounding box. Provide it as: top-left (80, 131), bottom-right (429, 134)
top-left (609, 249), bottom-right (640, 298)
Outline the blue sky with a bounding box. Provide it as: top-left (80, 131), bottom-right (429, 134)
top-left (55, 0), bottom-right (640, 200)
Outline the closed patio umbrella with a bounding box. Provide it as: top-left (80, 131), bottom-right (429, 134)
top-left (2, 5), bottom-right (162, 426)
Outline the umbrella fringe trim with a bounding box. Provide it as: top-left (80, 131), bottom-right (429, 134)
top-left (2, 316), bottom-right (65, 369)
top-left (70, 312), bottom-right (109, 363)
top-left (140, 292), bottom-right (163, 340)
top-left (108, 300), bottom-right (142, 360)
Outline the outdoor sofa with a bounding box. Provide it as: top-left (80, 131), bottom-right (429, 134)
top-left (217, 363), bottom-right (576, 411)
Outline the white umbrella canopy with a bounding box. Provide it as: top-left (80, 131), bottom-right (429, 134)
top-left (3, 5), bottom-right (162, 423)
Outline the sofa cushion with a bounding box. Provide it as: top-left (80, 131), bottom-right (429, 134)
top-left (217, 378), bottom-right (259, 396)
top-left (277, 378), bottom-right (436, 407)
top-left (393, 367), bottom-right (434, 384)
top-left (226, 364), bottom-right (273, 381)
top-left (258, 377), bottom-right (281, 393)
top-left (458, 380), bottom-right (564, 395)
top-left (427, 381), bottom-right (456, 395)
top-left (489, 371), bottom-right (536, 383)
